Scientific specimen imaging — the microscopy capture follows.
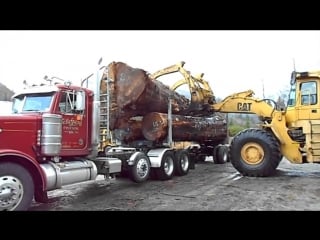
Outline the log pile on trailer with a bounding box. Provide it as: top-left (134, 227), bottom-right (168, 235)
top-left (100, 61), bottom-right (227, 144)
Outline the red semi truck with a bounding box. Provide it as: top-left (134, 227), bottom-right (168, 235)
top-left (0, 60), bottom-right (228, 211)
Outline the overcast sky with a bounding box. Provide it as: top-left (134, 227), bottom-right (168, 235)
top-left (1, 30), bottom-right (320, 99)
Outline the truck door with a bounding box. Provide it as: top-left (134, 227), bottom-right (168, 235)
top-left (297, 81), bottom-right (320, 120)
top-left (58, 90), bottom-right (89, 154)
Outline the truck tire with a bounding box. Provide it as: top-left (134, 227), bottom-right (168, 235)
top-left (174, 150), bottom-right (190, 176)
top-left (0, 162), bottom-right (34, 211)
top-left (129, 152), bottom-right (151, 183)
top-left (154, 151), bottom-right (175, 180)
top-left (230, 128), bottom-right (282, 177)
top-left (213, 145), bottom-right (229, 164)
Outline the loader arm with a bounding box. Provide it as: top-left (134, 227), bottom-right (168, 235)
top-left (150, 61), bottom-right (186, 79)
top-left (212, 90), bottom-right (302, 163)
top-left (212, 90), bottom-right (275, 118)
top-left (171, 73), bottom-right (216, 105)
top-left (151, 62), bottom-right (215, 112)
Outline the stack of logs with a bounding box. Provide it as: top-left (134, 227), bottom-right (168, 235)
top-left (100, 61), bottom-right (227, 143)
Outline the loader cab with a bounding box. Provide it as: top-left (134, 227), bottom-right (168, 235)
top-left (286, 71), bottom-right (320, 123)
top-left (285, 71), bottom-right (320, 162)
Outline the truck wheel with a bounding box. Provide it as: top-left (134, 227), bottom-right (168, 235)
top-left (129, 152), bottom-right (151, 183)
top-left (230, 128), bottom-right (282, 177)
top-left (174, 150), bottom-right (190, 176)
top-left (213, 145), bottom-right (229, 164)
top-left (0, 162), bottom-right (34, 211)
top-left (155, 151), bottom-right (175, 180)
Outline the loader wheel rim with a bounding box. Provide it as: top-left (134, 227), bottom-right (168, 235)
top-left (0, 176), bottom-right (23, 211)
top-left (241, 143), bottom-right (264, 165)
top-left (136, 158), bottom-right (149, 178)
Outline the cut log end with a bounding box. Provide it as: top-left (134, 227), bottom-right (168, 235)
top-left (142, 112), bottom-right (168, 141)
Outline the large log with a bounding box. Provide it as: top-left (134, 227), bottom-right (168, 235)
top-left (100, 61), bottom-right (228, 144)
top-left (113, 117), bottom-right (144, 143)
top-left (101, 62), bottom-right (190, 130)
top-left (142, 112), bottom-right (227, 142)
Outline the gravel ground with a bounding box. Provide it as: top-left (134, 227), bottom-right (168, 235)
top-left (29, 158), bottom-right (320, 211)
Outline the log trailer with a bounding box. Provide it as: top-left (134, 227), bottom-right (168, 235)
top-left (209, 70), bottom-right (320, 177)
top-left (0, 60), bottom-right (229, 211)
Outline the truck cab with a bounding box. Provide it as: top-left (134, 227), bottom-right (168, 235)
top-left (11, 83), bottom-right (93, 157)
top-left (0, 82), bottom-right (101, 211)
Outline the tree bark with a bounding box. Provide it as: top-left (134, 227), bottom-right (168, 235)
top-left (101, 61), bottom-right (190, 130)
top-left (142, 112), bottom-right (227, 142)
top-left (100, 61), bottom-right (228, 144)
top-left (113, 117), bottom-right (144, 143)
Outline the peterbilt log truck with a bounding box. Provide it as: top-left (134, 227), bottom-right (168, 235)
top-left (0, 60), bottom-right (229, 211)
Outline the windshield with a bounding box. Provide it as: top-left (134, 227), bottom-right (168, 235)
top-left (12, 93), bottom-right (54, 113)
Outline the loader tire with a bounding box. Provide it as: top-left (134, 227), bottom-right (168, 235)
top-left (230, 128), bottom-right (282, 177)
top-left (0, 162), bottom-right (34, 211)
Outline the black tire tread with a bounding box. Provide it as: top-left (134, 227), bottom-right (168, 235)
top-left (174, 150), bottom-right (190, 176)
top-left (129, 152), bottom-right (151, 183)
top-left (0, 162), bottom-right (34, 211)
top-left (214, 145), bottom-right (229, 164)
top-left (155, 151), bottom-right (175, 181)
top-left (230, 128), bottom-right (282, 177)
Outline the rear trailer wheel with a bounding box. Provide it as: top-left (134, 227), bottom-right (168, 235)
top-left (213, 145), bottom-right (229, 164)
top-left (0, 162), bottom-right (34, 211)
top-left (230, 128), bottom-right (282, 177)
top-left (155, 151), bottom-right (175, 180)
top-left (174, 150), bottom-right (190, 176)
top-left (129, 152), bottom-right (151, 183)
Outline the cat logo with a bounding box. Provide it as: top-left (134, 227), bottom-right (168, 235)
top-left (237, 102), bottom-right (252, 111)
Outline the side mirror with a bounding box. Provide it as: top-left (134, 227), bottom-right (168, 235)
top-left (76, 91), bottom-right (86, 111)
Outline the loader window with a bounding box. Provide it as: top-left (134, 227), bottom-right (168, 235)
top-left (300, 81), bottom-right (317, 105)
top-left (287, 85), bottom-right (296, 106)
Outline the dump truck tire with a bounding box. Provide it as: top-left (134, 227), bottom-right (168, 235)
top-left (230, 128), bottom-right (282, 177)
top-left (0, 162), bottom-right (34, 211)
top-left (174, 150), bottom-right (190, 176)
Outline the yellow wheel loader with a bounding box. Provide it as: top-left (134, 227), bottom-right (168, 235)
top-left (211, 71), bottom-right (320, 176)
top-left (152, 62), bottom-right (320, 176)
